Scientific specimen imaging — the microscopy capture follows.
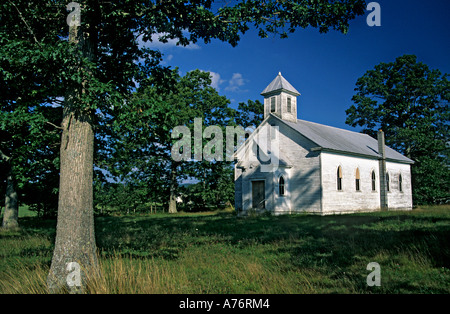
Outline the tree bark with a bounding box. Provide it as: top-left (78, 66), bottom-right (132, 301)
top-left (168, 163), bottom-right (178, 213)
top-left (2, 165), bottom-right (19, 229)
top-left (47, 24), bottom-right (98, 293)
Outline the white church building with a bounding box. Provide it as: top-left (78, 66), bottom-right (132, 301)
top-left (234, 73), bottom-right (414, 215)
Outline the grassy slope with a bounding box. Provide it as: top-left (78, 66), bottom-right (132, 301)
top-left (0, 206), bottom-right (449, 293)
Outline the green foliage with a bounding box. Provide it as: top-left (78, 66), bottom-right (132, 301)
top-left (100, 69), bottom-right (235, 211)
top-left (0, 86), bottom-right (62, 218)
top-left (94, 181), bottom-right (152, 215)
top-left (346, 55), bottom-right (450, 205)
top-left (1, 0), bottom-right (368, 217)
top-left (179, 164), bottom-right (235, 212)
top-left (235, 99), bottom-right (264, 129)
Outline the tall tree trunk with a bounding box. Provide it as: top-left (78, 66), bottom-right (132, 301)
top-left (2, 165), bottom-right (19, 229)
top-left (168, 163), bottom-right (178, 213)
top-left (47, 23), bottom-right (98, 293)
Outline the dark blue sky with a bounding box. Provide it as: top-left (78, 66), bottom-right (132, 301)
top-left (145, 0), bottom-right (450, 132)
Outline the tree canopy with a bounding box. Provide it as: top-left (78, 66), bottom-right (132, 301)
top-left (103, 69), bottom-right (235, 212)
top-left (346, 55), bottom-right (450, 204)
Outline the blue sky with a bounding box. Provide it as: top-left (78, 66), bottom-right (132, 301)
top-left (144, 0), bottom-right (450, 132)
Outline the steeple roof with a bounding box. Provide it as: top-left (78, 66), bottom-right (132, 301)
top-left (261, 72), bottom-right (300, 96)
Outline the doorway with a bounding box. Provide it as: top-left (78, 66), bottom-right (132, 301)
top-left (252, 180), bottom-right (265, 209)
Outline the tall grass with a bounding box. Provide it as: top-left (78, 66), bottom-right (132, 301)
top-left (0, 256), bottom-right (184, 294)
top-left (0, 251), bottom-right (316, 294)
top-left (1, 206), bottom-right (449, 294)
top-left (0, 249), bottom-right (316, 294)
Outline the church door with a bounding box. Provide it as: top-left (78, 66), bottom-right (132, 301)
top-left (252, 181), bottom-right (265, 209)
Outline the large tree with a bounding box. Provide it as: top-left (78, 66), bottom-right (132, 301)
top-left (346, 55), bottom-right (450, 205)
top-left (106, 69), bottom-right (233, 213)
top-left (1, 0), bottom-right (64, 228)
top-left (0, 105), bottom-right (61, 226)
top-left (1, 0), bottom-right (367, 292)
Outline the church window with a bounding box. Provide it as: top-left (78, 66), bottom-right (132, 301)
top-left (287, 97), bottom-right (292, 113)
top-left (355, 168), bottom-right (361, 191)
top-left (279, 176), bottom-right (285, 196)
top-left (399, 174), bottom-right (403, 192)
top-left (271, 97), bottom-right (276, 112)
top-left (371, 171), bottom-right (376, 191)
top-left (337, 166), bottom-right (343, 191)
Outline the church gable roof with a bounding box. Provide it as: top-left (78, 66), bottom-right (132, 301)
top-left (261, 72), bottom-right (300, 96)
top-left (271, 115), bottom-right (414, 164)
top-left (234, 118), bottom-right (294, 167)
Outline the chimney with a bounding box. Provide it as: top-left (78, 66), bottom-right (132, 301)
top-left (378, 130), bottom-right (388, 210)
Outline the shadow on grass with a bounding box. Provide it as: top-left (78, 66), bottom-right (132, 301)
top-left (6, 209), bottom-right (450, 274)
top-left (2, 208), bottom-right (449, 294)
top-left (91, 210), bottom-right (450, 272)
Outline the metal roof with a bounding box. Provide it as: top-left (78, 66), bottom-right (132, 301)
top-left (275, 115), bottom-right (414, 164)
top-left (261, 72), bottom-right (301, 96)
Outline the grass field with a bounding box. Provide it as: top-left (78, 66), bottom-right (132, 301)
top-left (0, 206), bottom-right (449, 294)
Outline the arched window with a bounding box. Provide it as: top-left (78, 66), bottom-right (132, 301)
top-left (399, 174), bottom-right (403, 192)
top-left (271, 97), bottom-right (276, 112)
top-left (355, 168), bottom-right (361, 191)
top-left (337, 166), bottom-right (343, 191)
top-left (371, 171), bottom-right (376, 191)
top-left (279, 176), bottom-right (285, 196)
top-left (386, 173), bottom-right (390, 192)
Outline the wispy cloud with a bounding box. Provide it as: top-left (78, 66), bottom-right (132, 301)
top-left (200, 70), bottom-right (225, 91)
top-left (208, 71), bottom-right (226, 90)
top-left (225, 73), bottom-right (248, 92)
top-left (199, 71), bottom-right (248, 93)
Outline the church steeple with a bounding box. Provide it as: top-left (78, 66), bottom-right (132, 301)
top-left (261, 72), bottom-right (300, 123)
